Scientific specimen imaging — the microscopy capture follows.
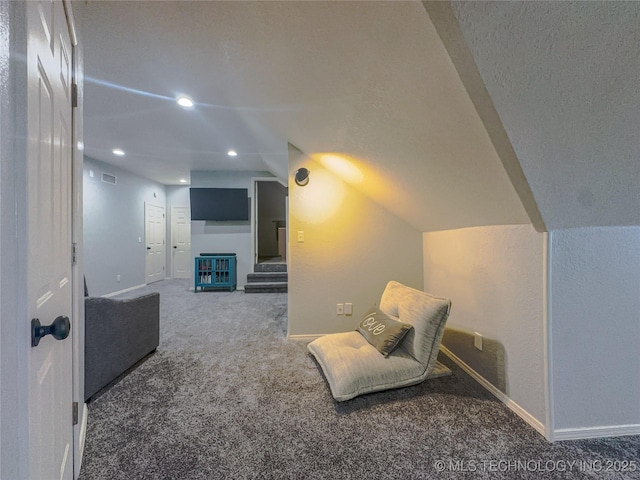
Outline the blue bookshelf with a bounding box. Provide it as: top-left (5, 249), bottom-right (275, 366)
top-left (194, 254), bottom-right (237, 292)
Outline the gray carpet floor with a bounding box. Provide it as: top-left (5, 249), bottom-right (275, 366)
top-left (79, 279), bottom-right (640, 479)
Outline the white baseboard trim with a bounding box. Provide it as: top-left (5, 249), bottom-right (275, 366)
top-left (103, 283), bottom-right (146, 298)
top-left (78, 403), bottom-right (88, 470)
top-left (554, 424), bottom-right (640, 441)
top-left (288, 334), bottom-right (324, 342)
top-left (440, 346), bottom-right (547, 439)
top-left (190, 287), bottom-right (245, 292)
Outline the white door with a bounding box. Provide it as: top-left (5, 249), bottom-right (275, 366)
top-left (145, 202), bottom-right (165, 284)
top-left (27, 1), bottom-right (74, 478)
top-left (171, 206), bottom-right (191, 279)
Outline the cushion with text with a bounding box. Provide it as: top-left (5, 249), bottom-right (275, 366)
top-left (356, 306), bottom-right (413, 357)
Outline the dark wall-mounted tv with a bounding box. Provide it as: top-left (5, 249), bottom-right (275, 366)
top-left (189, 188), bottom-right (249, 221)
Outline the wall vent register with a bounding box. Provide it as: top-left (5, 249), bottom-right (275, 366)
top-left (101, 172), bottom-right (117, 185)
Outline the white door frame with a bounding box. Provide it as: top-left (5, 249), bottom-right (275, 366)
top-left (250, 177), bottom-right (286, 266)
top-left (68, 1), bottom-right (87, 471)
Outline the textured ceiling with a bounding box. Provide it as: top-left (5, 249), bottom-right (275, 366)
top-left (451, 1), bottom-right (640, 228)
top-left (75, 1), bottom-right (531, 232)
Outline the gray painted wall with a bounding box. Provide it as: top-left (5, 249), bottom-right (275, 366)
top-left (190, 170), bottom-right (275, 289)
top-left (166, 186), bottom-right (190, 209)
top-left (288, 145), bottom-right (424, 336)
top-left (451, 1), bottom-right (640, 229)
top-left (423, 225), bottom-right (546, 429)
top-left (86, 169), bottom-right (278, 290)
top-left (83, 156), bottom-right (166, 296)
top-left (550, 227), bottom-right (640, 433)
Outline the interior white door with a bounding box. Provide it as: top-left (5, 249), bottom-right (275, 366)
top-left (171, 206), bottom-right (191, 279)
top-left (145, 202), bottom-right (166, 284)
top-left (26, 1), bottom-right (74, 478)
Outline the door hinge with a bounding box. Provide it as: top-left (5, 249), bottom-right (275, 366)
top-left (72, 83), bottom-right (78, 108)
top-left (72, 402), bottom-right (78, 425)
top-left (72, 243), bottom-right (78, 265)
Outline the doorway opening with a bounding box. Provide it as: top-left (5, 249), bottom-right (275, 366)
top-left (253, 179), bottom-right (287, 266)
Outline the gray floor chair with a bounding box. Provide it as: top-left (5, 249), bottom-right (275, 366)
top-left (308, 281), bottom-right (452, 401)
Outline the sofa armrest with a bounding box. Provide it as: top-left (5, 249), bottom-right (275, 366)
top-left (85, 292), bottom-right (160, 401)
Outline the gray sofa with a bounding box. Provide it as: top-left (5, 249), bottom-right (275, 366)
top-left (84, 292), bottom-right (160, 401)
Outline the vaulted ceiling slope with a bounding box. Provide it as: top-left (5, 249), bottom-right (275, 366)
top-left (449, 1), bottom-right (640, 229)
top-left (75, 1), bottom-right (531, 232)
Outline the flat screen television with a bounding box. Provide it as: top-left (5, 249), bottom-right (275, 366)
top-left (189, 188), bottom-right (249, 221)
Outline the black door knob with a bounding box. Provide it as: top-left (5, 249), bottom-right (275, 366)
top-left (31, 316), bottom-right (71, 347)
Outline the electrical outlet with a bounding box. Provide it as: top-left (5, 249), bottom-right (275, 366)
top-left (336, 303), bottom-right (344, 315)
top-left (474, 331), bottom-right (483, 351)
top-left (344, 303), bottom-right (353, 316)
top-left (116, 274), bottom-right (121, 282)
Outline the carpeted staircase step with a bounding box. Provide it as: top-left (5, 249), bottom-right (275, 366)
top-left (247, 263), bottom-right (287, 293)
top-left (244, 282), bottom-right (288, 293)
top-left (254, 263), bottom-right (287, 273)
top-left (247, 272), bottom-right (288, 283)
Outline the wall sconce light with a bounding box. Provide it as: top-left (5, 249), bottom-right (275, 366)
top-left (294, 168), bottom-right (310, 186)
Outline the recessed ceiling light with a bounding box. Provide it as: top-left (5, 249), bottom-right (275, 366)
top-left (112, 148), bottom-right (125, 156)
top-left (179, 178), bottom-right (188, 184)
top-left (176, 95), bottom-right (194, 109)
top-left (227, 150), bottom-right (238, 157)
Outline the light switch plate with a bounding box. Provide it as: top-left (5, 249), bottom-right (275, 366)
top-left (474, 332), bottom-right (483, 351)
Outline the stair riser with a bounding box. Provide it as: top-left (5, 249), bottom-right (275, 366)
top-left (247, 273), bottom-right (288, 283)
top-left (244, 285), bottom-right (288, 293)
top-left (254, 264), bottom-right (287, 273)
